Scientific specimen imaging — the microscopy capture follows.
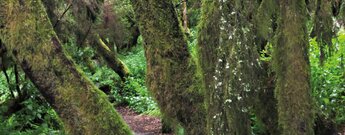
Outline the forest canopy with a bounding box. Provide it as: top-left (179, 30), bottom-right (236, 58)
top-left (0, 0), bottom-right (344, 135)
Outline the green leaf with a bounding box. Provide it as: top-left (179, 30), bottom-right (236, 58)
top-left (323, 98), bottom-right (330, 105)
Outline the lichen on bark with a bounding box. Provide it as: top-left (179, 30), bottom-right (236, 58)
top-left (220, 0), bottom-right (263, 134)
top-left (198, 0), bottom-right (264, 134)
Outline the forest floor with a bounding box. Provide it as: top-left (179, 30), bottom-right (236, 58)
top-left (116, 106), bottom-right (173, 135)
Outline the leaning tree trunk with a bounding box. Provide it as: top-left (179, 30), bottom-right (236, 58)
top-left (76, 0), bottom-right (131, 82)
top-left (131, 0), bottom-right (206, 134)
top-left (273, 1), bottom-right (314, 135)
top-left (93, 35), bottom-right (130, 81)
top-left (0, 0), bottom-right (132, 134)
top-left (43, 0), bottom-right (131, 81)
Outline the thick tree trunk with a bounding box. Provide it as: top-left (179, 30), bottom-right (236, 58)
top-left (197, 0), bottom-right (220, 133)
top-left (197, 0), bottom-right (265, 134)
top-left (274, 1), bottom-right (314, 134)
top-left (253, 62), bottom-right (280, 135)
top-left (222, 1), bottom-right (262, 134)
top-left (0, 1), bottom-right (132, 134)
top-left (199, 0), bottom-right (263, 134)
top-left (131, 0), bottom-right (206, 134)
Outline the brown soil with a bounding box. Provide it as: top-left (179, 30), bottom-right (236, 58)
top-left (116, 106), bottom-right (173, 135)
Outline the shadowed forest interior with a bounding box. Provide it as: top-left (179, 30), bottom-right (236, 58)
top-left (0, 0), bottom-right (345, 135)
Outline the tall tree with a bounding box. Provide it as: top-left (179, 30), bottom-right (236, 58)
top-left (197, 0), bottom-right (220, 133)
top-left (0, 0), bottom-right (132, 134)
top-left (207, 0), bottom-right (263, 134)
top-left (274, 1), bottom-right (314, 134)
top-left (131, 0), bottom-right (206, 134)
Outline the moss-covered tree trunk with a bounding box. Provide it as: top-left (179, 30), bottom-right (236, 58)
top-left (274, 1), bottom-right (314, 134)
top-left (93, 35), bottom-right (130, 81)
top-left (217, 0), bottom-right (262, 134)
top-left (252, 0), bottom-right (280, 134)
top-left (131, 0), bottom-right (206, 134)
top-left (43, 0), bottom-right (131, 81)
top-left (0, 0), bottom-right (132, 134)
top-left (198, 0), bottom-right (264, 134)
top-left (197, 0), bottom-right (220, 133)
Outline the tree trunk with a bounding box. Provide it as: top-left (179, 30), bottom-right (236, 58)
top-left (197, 0), bottom-right (220, 133)
top-left (130, 0), bottom-right (206, 134)
top-left (253, 0), bottom-right (280, 134)
top-left (182, 0), bottom-right (189, 32)
top-left (274, 1), bottom-right (314, 134)
top-left (311, 0), bottom-right (333, 65)
top-left (43, 0), bottom-right (131, 81)
top-left (198, 0), bottom-right (263, 134)
top-left (93, 35), bottom-right (130, 81)
top-left (0, 0), bottom-right (132, 134)
top-left (222, 1), bottom-right (262, 134)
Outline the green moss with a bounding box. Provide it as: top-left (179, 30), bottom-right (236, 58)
top-left (254, 0), bottom-right (278, 40)
top-left (0, 0), bottom-right (132, 134)
top-left (94, 36), bottom-right (131, 81)
top-left (312, 0), bottom-right (334, 65)
top-left (131, 0), bottom-right (206, 134)
top-left (273, 1), bottom-right (314, 135)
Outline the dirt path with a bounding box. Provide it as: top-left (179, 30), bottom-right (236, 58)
top-left (116, 106), bottom-right (172, 135)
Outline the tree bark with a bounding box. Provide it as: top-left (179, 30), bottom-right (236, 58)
top-left (253, 0), bottom-right (280, 134)
top-left (182, 0), bottom-right (189, 32)
top-left (130, 0), bottom-right (206, 134)
top-left (311, 0), bottom-right (334, 65)
top-left (221, 1), bottom-right (263, 134)
top-left (197, 0), bottom-right (220, 133)
top-left (274, 1), bottom-right (314, 134)
top-left (0, 0), bottom-right (132, 134)
top-left (43, 0), bottom-right (131, 81)
top-left (93, 35), bottom-right (130, 81)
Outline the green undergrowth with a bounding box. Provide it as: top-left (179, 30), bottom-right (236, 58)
top-left (119, 43), bottom-right (159, 114)
top-left (0, 37), bottom-right (160, 134)
top-left (310, 32), bottom-right (345, 126)
top-left (0, 75), bottom-right (64, 135)
top-left (79, 37), bottom-right (159, 115)
top-left (61, 35), bottom-right (159, 114)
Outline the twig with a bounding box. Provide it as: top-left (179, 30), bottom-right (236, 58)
top-left (53, 3), bottom-right (73, 28)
